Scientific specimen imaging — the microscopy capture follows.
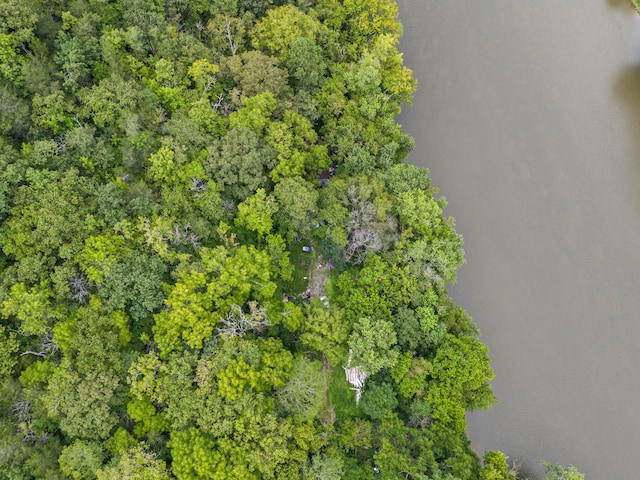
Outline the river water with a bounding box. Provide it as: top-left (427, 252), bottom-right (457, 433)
top-left (397, 1), bottom-right (640, 478)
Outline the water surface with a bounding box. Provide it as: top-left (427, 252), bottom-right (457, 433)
top-left (397, 1), bottom-right (640, 478)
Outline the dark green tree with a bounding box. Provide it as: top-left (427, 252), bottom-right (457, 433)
top-left (204, 127), bottom-right (277, 201)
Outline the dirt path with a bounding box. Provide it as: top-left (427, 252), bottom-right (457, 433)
top-left (307, 253), bottom-right (331, 299)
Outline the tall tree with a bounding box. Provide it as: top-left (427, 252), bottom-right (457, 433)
top-left (204, 127), bottom-right (277, 201)
top-left (250, 5), bottom-right (321, 59)
top-left (96, 444), bottom-right (170, 480)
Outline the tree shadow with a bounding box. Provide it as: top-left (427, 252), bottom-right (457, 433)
top-left (612, 63), bottom-right (640, 217)
top-left (515, 461), bottom-right (541, 480)
top-left (607, 0), bottom-right (634, 10)
top-left (614, 64), bottom-right (640, 149)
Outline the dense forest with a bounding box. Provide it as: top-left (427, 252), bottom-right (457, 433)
top-left (0, 0), bottom-right (583, 479)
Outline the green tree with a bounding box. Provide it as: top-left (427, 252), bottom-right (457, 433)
top-left (224, 50), bottom-right (289, 103)
top-left (0, 325), bottom-right (20, 379)
top-left (542, 462), bottom-right (585, 480)
top-left (96, 444), bottom-right (170, 480)
top-left (206, 11), bottom-right (253, 56)
top-left (81, 75), bottom-right (143, 131)
top-left (153, 246), bottom-right (276, 354)
top-left (479, 451), bottom-right (516, 480)
top-left (250, 5), bottom-right (321, 59)
top-left (348, 316), bottom-right (398, 375)
top-left (273, 176), bottom-right (318, 238)
top-left (390, 352), bottom-right (430, 398)
top-left (55, 18), bottom-right (100, 91)
top-left (65, 125), bottom-right (117, 178)
top-left (379, 163), bottom-right (431, 195)
top-left (58, 440), bottom-right (105, 480)
top-left (99, 250), bottom-right (167, 324)
top-left (44, 361), bottom-right (121, 440)
top-left (372, 413), bottom-right (436, 480)
top-left (264, 110), bottom-right (330, 181)
top-left (336, 254), bottom-right (411, 322)
top-left (360, 382), bottom-right (397, 420)
top-left (0, 0), bottom-right (38, 85)
top-left (0, 83), bottom-right (30, 138)
top-left (54, 297), bottom-right (126, 376)
top-left (301, 299), bottom-right (349, 366)
top-left (1, 169), bottom-right (97, 263)
top-left (204, 127), bottom-right (277, 201)
top-left (304, 453), bottom-right (344, 480)
top-left (396, 190), bottom-right (464, 285)
top-left (275, 356), bottom-right (323, 420)
top-left (235, 188), bottom-right (278, 238)
top-left (123, 0), bottom-right (166, 46)
top-left (1, 281), bottom-right (54, 336)
top-left (286, 37), bottom-right (327, 92)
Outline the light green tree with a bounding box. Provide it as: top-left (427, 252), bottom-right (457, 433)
top-left (229, 90), bottom-right (276, 132)
top-left (96, 444), bottom-right (170, 480)
top-left (0, 0), bottom-right (38, 84)
top-left (58, 440), bottom-right (104, 480)
top-left (2, 281), bottom-right (54, 336)
top-left (430, 334), bottom-right (496, 412)
top-left (235, 188), bottom-right (278, 238)
top-left (273, 176), bottom-right (318, 238)
top-left (479, 451), bottom-right (517, 480)
top-left (1, 169), bottom-right (97, 263)
top-left (301, 300), bottom-right (349, 366)
top-left (542, 462), bottom-right (585, 480)
top-left (78, 234), bottom-right (129, 284)
top-left (348, 316), bottom-right (398, 375)
top-left (153, 246), bottom-right (276, 354)
top-left (338, 0), bottom-right (401, 59)
top-left (81, 76), bottom-right (141, 130)
top-left (303, 453), bottom-right (344, 480)
top-left (250, 5), bottom-right (321, 59)
top-left (187, 59), bottom-right (219, 95)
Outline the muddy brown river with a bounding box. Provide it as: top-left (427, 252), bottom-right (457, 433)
top-left (397, 1), bottom-right (640, 478)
